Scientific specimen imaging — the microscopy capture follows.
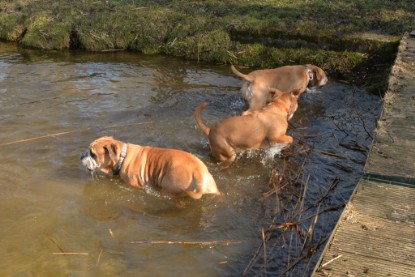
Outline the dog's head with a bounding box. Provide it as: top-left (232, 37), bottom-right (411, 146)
top-left (80, 136), bottom-right (124, 175)
top-left (307, 65), bottom-right (328, 88)
top-left (270, 88), bottom-right (300, 120)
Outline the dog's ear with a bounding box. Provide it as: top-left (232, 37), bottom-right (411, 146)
top-left (313, 67), bottom-right (324, 82)
top-left (290, 91), bottom-right (299, 99)
top-left (103, 143), bottom-right (119, 163)
top-left (109, 143), bottom-right (120, 163)
top-left (292, 88), bottom-right (302, 96)
top-left (269, 87), bottom-right (283, 98)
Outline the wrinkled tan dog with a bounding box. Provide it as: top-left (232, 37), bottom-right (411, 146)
top-left (231, 64), bottom-right (327, 111)
top-left (195, 89), bottom-right (299, 163)
top-left (80, 136), bottom-right (220, 199)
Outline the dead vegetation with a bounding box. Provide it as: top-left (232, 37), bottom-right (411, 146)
top-left (242, 152), bottom-right (345, 276)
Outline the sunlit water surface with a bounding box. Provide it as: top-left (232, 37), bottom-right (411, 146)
top-left (0, 43), bottom-right (381, 276)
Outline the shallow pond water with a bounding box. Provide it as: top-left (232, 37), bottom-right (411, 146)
top-left (0, 42), bottom-right (381, 276)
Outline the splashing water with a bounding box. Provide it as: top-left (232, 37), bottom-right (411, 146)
top-left (262, 144), bottom-right (287, 163)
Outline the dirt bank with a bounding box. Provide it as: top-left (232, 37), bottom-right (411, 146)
top-left (1, 0), bottom-right (413, 94)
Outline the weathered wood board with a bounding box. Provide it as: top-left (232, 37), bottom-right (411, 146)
top-left (365, 34), bottom-right (415, 180)
top-left (313, 180), bottom-right (415, 276)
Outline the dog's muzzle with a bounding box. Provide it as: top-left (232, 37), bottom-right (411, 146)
top-left (80, 150), bottom-right (98, 172)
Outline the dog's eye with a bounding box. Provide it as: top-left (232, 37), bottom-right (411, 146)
top-left (103, 146), bottom-right (109, 154)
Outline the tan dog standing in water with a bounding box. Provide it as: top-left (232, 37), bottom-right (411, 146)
top-left (195, 89), bottom-right (299, 163)
top-left (231, 64), bottom-right (327, 112)
top-left (80, 136), bottom-right (220, 199)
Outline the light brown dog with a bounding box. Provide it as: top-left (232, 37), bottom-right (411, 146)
top-left (80, 136), bottom-right (220, 199)
top-left (195, 89), bottom-right (299, 163)
top-left (231, 64), bottom-right (327, 111)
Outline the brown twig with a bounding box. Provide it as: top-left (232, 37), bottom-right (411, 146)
top-left (48, 236), bottom-right (65, 253)
top-left (262, 181), bottom-right (289, 199)
top-left (339, 142), bottom-right (369, 153)
top-left (320, 254), bottom-right (343, 269)
top-left (125, 240), bottom-right (241, 246)
top-left (266, 221), bottom-right (298, 233)
top-left (330, 117), bottom-right (349, 138)
top-left (298, 175), bottom-right (310, 212)
top-left (96, 249), bottom-right (104, 266)
top-left (280, 236), bottom-right (328, 276)
top-left (307, 204), bottom-right (320, 256)
top-left (262, 228), bottom-right (267, 275)
top-left (299, 178), bottom-right (340, 215)
top-left (53, 252), bottom-right (89, 256)
top-left (358, 113), bottom-right (374, 140)
top-left (243, 240), bottom-right (264, 276)
top-left (314, 149), bottom-right (346, 159)
top-left (297, 204), bottom-right (345, 225)
top-left (242, 219), bottom-right (283, 277)
top-left (108, 229), bottom-right (115, 239)
top-left (334, 162), bottom-right (353, 173)
top-left (281, 253), bottom-right (307, 276)
top-left (0, 121), bottom-right (153, 147)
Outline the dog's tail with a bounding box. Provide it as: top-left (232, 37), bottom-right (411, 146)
top-left (231, 65), bottom-right (255, 83)
top-left (194, 102), bottom-right (210, 136)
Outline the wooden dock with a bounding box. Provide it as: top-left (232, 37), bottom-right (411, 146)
top-left (312, 33), bottom-right (415, 276)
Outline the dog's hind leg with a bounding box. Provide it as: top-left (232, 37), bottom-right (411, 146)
top-left (210, 143), bottom-right (236, 164)
top-left (212, 148), bottom-right (236, 164)
top-left (270, 134), bottom-right (293, 146)
top-left (248, 92), bottom-right (267, 111)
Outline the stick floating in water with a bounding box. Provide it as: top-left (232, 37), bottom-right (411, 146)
top-left (125, 240), bottom-right (241, 246)
top-left (0, 121), bottom-right (153, 147)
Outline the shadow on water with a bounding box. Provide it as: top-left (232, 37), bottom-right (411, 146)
top-left (0, 43), bottom-right (381, 276)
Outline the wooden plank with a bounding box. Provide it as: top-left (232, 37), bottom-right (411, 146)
top-left (328, 218), bottom-right (415, 265)
top-left (365, 144), bottom-right (415, 179)
top-left (371, 126), bottom-right (415, 140)
top-left (337, 181), bottom-right (415, 263)
top-left (353, 197), bottom-right (415, 224)
top-left (364, 33), bottom-right (415, 180)
top-left (361, 178), bottom-right (415, 210)
top-left (370, 132), bottom-right (415, 145)
top-left (313, 180), bottom-right (415, 276)
top-left (382, 114), bottom-right (415, 124)
top-left (314, 251), bottom-right (414, 276)
top-left (335, 212), bottom-right (415, 245)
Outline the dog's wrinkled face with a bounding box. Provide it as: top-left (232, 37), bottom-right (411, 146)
top-left (81, 150), bottom-right (98, 172)
top-left (80, 136), bottom-right (119, 174)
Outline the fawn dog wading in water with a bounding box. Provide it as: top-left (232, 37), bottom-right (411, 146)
top-left (231, 64), bottom-right (327, 112)
top-left (195, 89), bottom-right (299, 163)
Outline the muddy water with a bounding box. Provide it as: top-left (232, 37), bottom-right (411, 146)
top-left (0, 42), bottom-right (381, 276)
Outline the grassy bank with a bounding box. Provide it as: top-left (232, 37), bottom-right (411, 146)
top-left (1, 0), bottom-right (414, 93)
